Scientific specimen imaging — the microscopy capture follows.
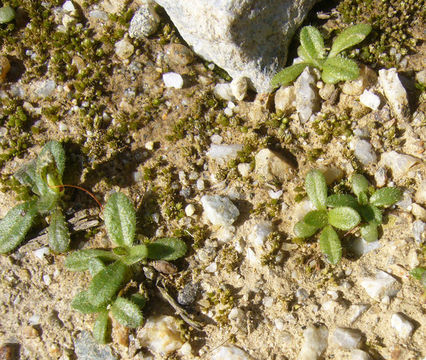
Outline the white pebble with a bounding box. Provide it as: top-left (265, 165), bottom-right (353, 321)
top-left (331, 327), bottom-right (363, 349)
top-left (351, 349), bottom-right (372, 360)
top-left (62, 0), bottom-right (76, 14)
top-left (206, 144), bottom-right (243, 161)
top-left (391, 313), bottom-right (415, 339)
top-left (298, 325), bottom-right (328, 360)
top-left (145, 141), bottom-right (154, 150)
top-left (33, 247), bottom-right (50, 260)
top-left (359, 90), bottom-right (380, 110)
top-left (237, 163), bottom-right (251, 178)
top-left (360, 270), bottom-right (401, 301)
top-left (196, 179), bottom-right (205, 191)
top-left (115, 37), bottom-right (134, 60)
top-left (162, 72), bottom-right (184, 89)
top-left (43, 274), bottom-right (52, 286)
top-left (185, 204), bottom-right (195, 217)
top-left (210, 345), bottom-right (252, 360)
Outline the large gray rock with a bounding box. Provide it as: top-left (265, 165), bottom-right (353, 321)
top-left (154, 0), bottom-right (318, 92)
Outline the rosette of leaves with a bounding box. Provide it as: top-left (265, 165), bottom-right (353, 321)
top-left (327, 173), bottom-right (402, 243)
top-left (271, 24), bottom-right (372, 87)
top-left (294, 170), bottom-right (361, 264)
top-left (65, 192), bottom-right (187, 344)
top-left (0, 141), bottom-right (70, 253)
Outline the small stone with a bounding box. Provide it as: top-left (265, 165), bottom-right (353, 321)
top-left (351, 349), bottom-right (372, 360)
top-left (145, 141), bottom-right (154, 150)
top-left (89, 10), bottom-right (109, 21)
top-left (33, 247), bottom-right (50, 259)
top-left (200, 195), bottom-right (239, 226)
top-left (359, 90), bottom-right (381, 110)
top-left (249, 222), bottom-right (272, 248)
top-left (412, 220), bottom-right (425, 244)
top-left (237, 163), bottom-right (251, 178)
top-left (210, 345), bottom-right (253, 360)
top-left (62, 1), bottom-right (77, 14)
top-left (391, 313), bottom-right (415, 339)
top-left (348, 304), bottom-right (369, 324)
top-left (349, 238), bottom-right (381, 256)
top-left (228, 307), bottom-right (245, 324)
top-left (319, 166), bottom-right (344, 185)
top-left (359, 270), bottom-right (401, 301)
top-left (331, 327), bottom-right (363, 349)
top-left (196, 178), bottom-right (205, 191)
top-left (374, 167), bottom-right (387, 187)
top-left (295, 68), bottom-right (320, 123)
top-left (254, 148), bottom-right (294, 183)
top-left (396, 191), bottom-right (412, 211)
top-left (115, 37), bottom-right (134, 60)
top-left (380, 151), bottom-right (419, 179)
top-left (23, 325), bottom-right (39, 338)
top-left (411, 203), bottom-right (426, 221)
top-left (206, 144), bottom-right (243, 161)
top-left (177, 282), bottom-right (199, 305)
top-left (295, 288), bottom-right (309, 302)
top-left (416, 69), bottom-right (426, 85)
top-left (184, 204), bottom-right (195, 217)
top-left (35, 79), bottom-right (56, 98)
top-left (43, 274), bottom-right (51, 286)
top-left (138, 316), bottom-right (185, 356)
top-left (274, 85), bottom-right (296, 114)
top-left (298, 324), bottom-right (328, 360)
top-left (354, 139), bottom-right (377, 166)
top-left (162, 72), bottom-right (184, 89)
top-left (0, 344), bottom-right (16, 360)
top-left (342, 65), bottom-right (377, 96)
top-left (214, 83), bottom-right (235, 101)
top-left (164, 43), bottom-right (195, 66)
top-left (0, 55), bottom-right (11, 83)
top-left (378, 68), bottom-right (409, 120)
top-left (415, 180), bottom-right (426, 205)
top-left (74, 331), bottom-right (117, 360)
top-left (268, 189), bottom-right (282, 199)
top-left (129, 1), bottom-right (160, 38)
top-left (230, 77), bottom-right (248, 101)
top-left (318, 83), bottom-right (336, 101)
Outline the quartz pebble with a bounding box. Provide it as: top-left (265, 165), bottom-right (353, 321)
top-left (295, 68), bottom-right (320, 123)
top-left (412, 220), bottom-right (425, 244)
top-left (35, 79), bottom-right (56, 98)
top-left (351, 349), bottom-right (371, 360)
top-left (331, 327), bottom-right (363, 349)
top-left (254, 148), bottom-right (294, 182)
top-left (298, 325), bottom-right (328, 360)
top-left (89, 10), bottom-right (109, 21)
top-left (374, 167), bottom-right (387, 187)
top-left (391, 313), bottom-right (415, 339)
top-left (349, 238), bottom-right (381, 256)
top-left (274, 85), bottom-right (296, 114)
top-left (237, 163), bottom-right (251, 178)
top-left (359, 270), bottom-right (401, 301)
top-left (230, 77), bottom-right (248, 101)
top-left (359, 90), bottom-right (380, 110)
top-left (128, 0), bottom-right (160, 39)
top-left (378, 68), bottom-right (409, 120)
top-left (138, 316), bottom-right (185, 356)
top-left (115, 37), bottom-right (134, 60)
top-left (415, 180), bottom-right (426, 205)
top-left (348, 304), bottom-right (369, 324)
top-left (214, 83), bottom-right (235, 101)
top-left (249, 222), bottom-right (272, 248)
top-left (353, 139), bottom-right (377, 166)
top-left (74, 331), bottom-right (117, 360)
top-left (164, 43), bottom-right (194, 66)
top-left (185, 204), bottom-right (195, 216)
top-left (200, 195), bottom-right (239, 226)
top-left (162, 72), bottom-right (184, 89)
top-left (206, 144), bottom-right (243, 161)
top-left (210, 345), bottom-right (253, 360)
top-left (380, 151), bottom-right (419, 179)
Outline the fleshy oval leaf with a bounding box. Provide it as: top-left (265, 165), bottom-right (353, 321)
top-left (0, 6), bottom-right (15, 24)
top-left (322, 57), bottom-right (360, 84)
top-left (294, 220), bottom-right (318, 238)
top-left (305, 169), bottom-right (328, 210)
top-left (328, 206), bottom-right (361, 230)
top-left (326, 194), bottom-right (359, 209)
top-left (370, 187), bottom-right (402, 207)
top-left (360, 222), bottom-right (379, 243)
top-left (93, 311), bottom-right (111, 344)
top-left (104, 192), bottom-right (136, 247)
top-left (71, 291), bottom-right (105, 314)
top-left (358, 204), bottom-right (382, 224)
top-left (86, 261), bottom-right (129, 308)
top-left (300, 26), bottom-right (325, 62)
top-left (111, 297), bottom-right (144, 328)
top-left (88, 257), bottom-right (107, 276)
top-left (329, 24), bottom-right (372, 58)
top-left (0, 201), bottom-right (38, 253)
top-left (48, 208), bottom-right (70, 253)
top-left (146, 237), bottom-right (187, 261)
top-left (65, 249), bottom-right (119, 271)
top-left (271, 63), bottom-right (308, 88)
top-left (304, 210), bottom-right (328, 228)
top-left (319, 225), bottom-right (342, 265)
top-left (350, 174), bottom-right (369, 198)
top-left (122, 244), bottom-right (148, 265)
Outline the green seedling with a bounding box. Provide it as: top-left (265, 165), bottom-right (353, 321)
top-left (0, 6), bottom-right (15, 24)
top-left (271, 24), bottom-right (372, 87)
top-left (65, 192), bottom-right (187, 343)
top-left (0, 141), bottom-right (71, 253)
top-left (294, 169), bottom-right (361, 264)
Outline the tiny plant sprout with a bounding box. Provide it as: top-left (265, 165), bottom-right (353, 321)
top-left (0, 6), bottom-right (15, 24)
top-left (271, 24), bottom-right (372, 87)
top-left (0, 141), bottom-right (71, 253)
top-left (65, 192), bottom-right (187, 343)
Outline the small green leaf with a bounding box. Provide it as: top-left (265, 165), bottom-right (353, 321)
top-left (322, 57), bottom-right (360, 84)
top-left (305, 169), bottom-right (328, 210)
top-left (300, 26), bottom-right (325, 63)
top-left (358, 204), bottom-right (382, 224)
top-left (93, 311), bottom-right (111, 344)
top-left (48, 208), bottom-right (70, 253)
top-left (360, 222), bottom-right (379, 243)
top-left (110, 297), bottom-right (143, 328)
top-left (71, 291), bottom-right (105, 314)
top-left (0, 201), bottom-right (38, 253)
top-left (36, 193), bottom-right (61, 214)
top-left (350, 174), bottom-right (369, 197)
top-left (304, 210), bottom-right (328, 228)
top-left (86, 261), bottom-right (130, 308)
top-left (14, 161), bottom-right (40, 195)
top-left (146, 237), bottom-right (187, 261)
top-left (319, 225), bottom-right (342, 264)
top-left (294, 220), bottom-right (318, 238)
top-left (65, 249), bottom-right (119, 271)
top-left (410, 267), bottom-right (425, 281)
top-left (104, 192), bottom-right (136, 247)
top-left (370, 187), bottom-right (402, 207)
top-left (358, 192), bottom-right (369, 206)
top-left (130, 293), bottom-right (147, 309)
top-left (122, 244), bottom-right (148, 265)
top-left (328, 206), bottom-right (361, 230)
top-left (271, 63), bottom-right (308, 88)
top-left (328, 24), bottom-right (372, 58)
top-left (37, 141), bottom-right (66, 178)
top-left (326, 194), bottom-right (359, 209)
top-left (0, 6), bottom-right (15, 24)
top-left (88, 257), bottom-right (106, 276)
